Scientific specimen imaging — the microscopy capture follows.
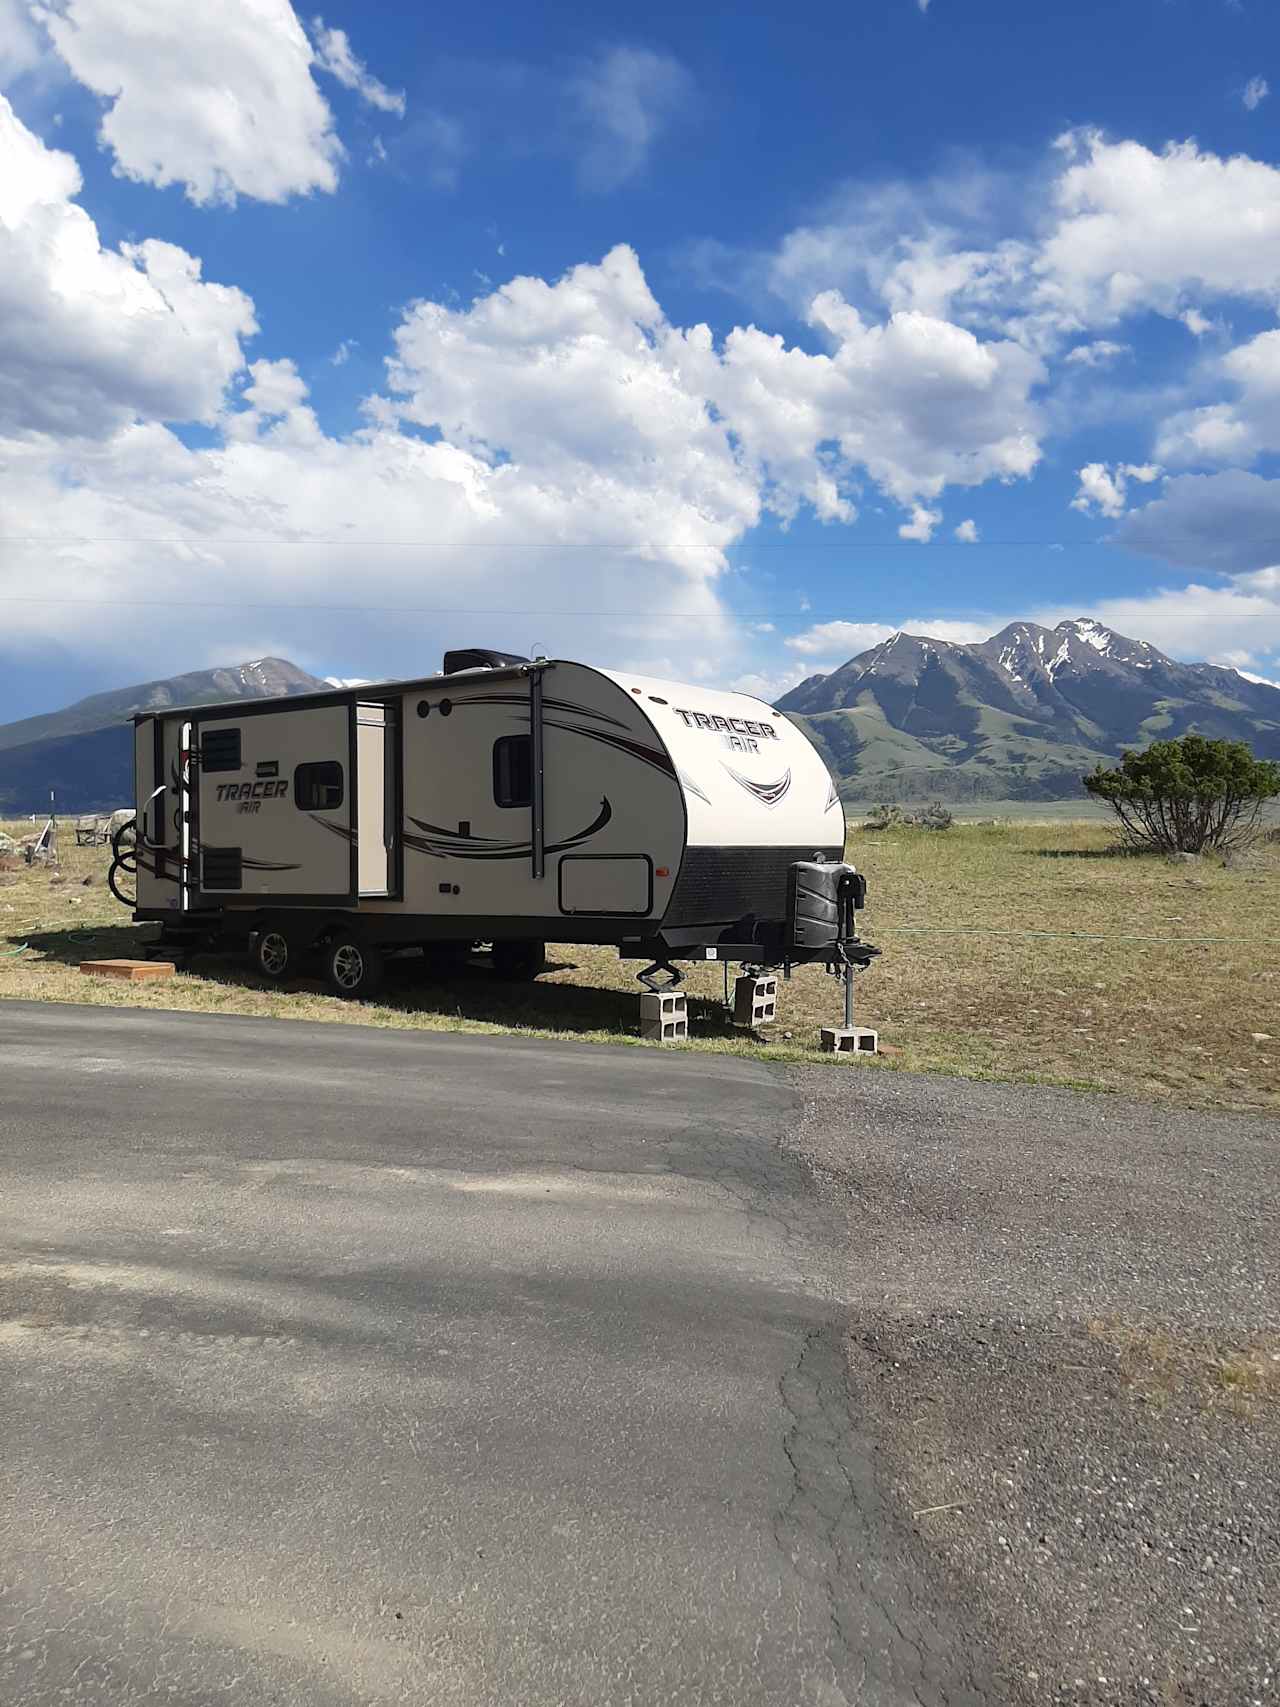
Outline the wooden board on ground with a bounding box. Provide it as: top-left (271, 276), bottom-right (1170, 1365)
top-left (80, 959), bottom-right (175, 982)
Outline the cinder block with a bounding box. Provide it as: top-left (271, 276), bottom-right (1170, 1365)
top-left (733, 974), bottom-right (778, 1028)
top-left (820, 1025), bottom-right (878, 1055)
top-left (80, 959), bottom-right (176, 982)
top-left (639, 989), bottom-right (687, 1043)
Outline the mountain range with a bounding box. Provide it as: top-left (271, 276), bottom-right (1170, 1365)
top-left (776, 618), bottom-right (1280, 802)
top-left (0, 660), bottom-right (327, 815)
top-left (3, 622), bottom-right (1279, 815)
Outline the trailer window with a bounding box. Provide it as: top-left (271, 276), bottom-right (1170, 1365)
top-left (294, 760), bottom-right (344, 812)
top-left (493, 735), bottom-right (531, 808)
top-left (201, 728), bottom-right (241, 772)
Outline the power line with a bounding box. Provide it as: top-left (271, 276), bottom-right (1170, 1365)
top-left (0, 595), bottom-right (975, 620)
top-left (0, 595), bottom-right (1257, 624)
top-left (0, 533), bottom-right (1275, 549)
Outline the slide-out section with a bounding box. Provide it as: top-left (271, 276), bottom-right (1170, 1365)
top-left (194, 704), bottom-right (353, 903)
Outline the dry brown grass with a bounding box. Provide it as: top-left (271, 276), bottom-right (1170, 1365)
top-left (1088, 1317), bottom-right (1280, 1417)
top-left (2, 816), bottom-right (1278, 1110)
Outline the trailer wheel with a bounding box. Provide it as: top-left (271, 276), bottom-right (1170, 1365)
top-left (492, 939), bottom-right (545, 981)
top-left (323, 936), bottom-right (386, 1000)
top-left (250, 925), bottom-right (293, 981)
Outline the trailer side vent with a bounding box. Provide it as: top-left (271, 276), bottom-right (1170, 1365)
top-left (200, 728), bottom-right (241, 772)
top-left (201, 846), bottom-right (243, 891)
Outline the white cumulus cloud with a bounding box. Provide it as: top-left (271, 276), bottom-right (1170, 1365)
top-left (762, 132), bottom-right (1280, 355)
top-left (0, 229), bottom-right (1056, 682)
top-left (954, 518), bottom-right (979, 542)
top-left (1156, 328), bottom-right (1280, 466)
top-left (0, 96), bottom-right (255, 438)
top-left (1071, 460), bottom-right (1161, 519)
top-left (34, 0), bottom-right (344, 204)
top-left (695, 292), bottom-right (1045, 523)
top-left (1034, 131), bottom-right (1280, 331)
top-left (899, 504), bottom-right (942, 541)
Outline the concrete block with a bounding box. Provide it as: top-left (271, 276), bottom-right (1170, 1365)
top-left (820, 1025), bottom-right (878, 1055)
top-left (80, 959), bottom-right (176, 982)
top-left (639, 990), bottom-right (687, 1043)
top-left (733, 974), bottom-right (777, 1027)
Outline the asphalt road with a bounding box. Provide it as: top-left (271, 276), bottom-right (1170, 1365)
top-left (0, 1002), bottom-right (987, 1707)
top-left (785, 1068), bottom-right (1280, 1707)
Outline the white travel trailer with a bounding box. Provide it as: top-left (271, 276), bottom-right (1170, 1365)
top-left (116, 650), bottom-right (868, 998)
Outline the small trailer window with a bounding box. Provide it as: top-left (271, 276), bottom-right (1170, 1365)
top-left (493, 735), bottom-right (531, 808)
top-left (294, 761), bottom-right (344, 812)
top-left (201, 728), bottom-right (241, 772)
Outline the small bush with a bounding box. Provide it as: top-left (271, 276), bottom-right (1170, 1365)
top-left (863, 802), bottom-right (907, 830)
top-left (915, 801), bottom-right (954, 832)
top-left (1084, 735), bottom-right (1280, 855)
top-left (862, 801), bottom-right (953, 832)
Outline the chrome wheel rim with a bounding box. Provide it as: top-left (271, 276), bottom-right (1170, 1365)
top-left (332, 944), bottom-right (365, 990)
top-left (259, 932), bottom-right (289, 976)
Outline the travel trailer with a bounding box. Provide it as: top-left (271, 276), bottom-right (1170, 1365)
top-left (114, 650), bottom-right (870, 998)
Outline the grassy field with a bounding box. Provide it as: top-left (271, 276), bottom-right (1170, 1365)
top-left (2, 816), bottom-right (1278, 1112)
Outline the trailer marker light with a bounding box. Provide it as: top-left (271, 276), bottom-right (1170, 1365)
top-left (655, 866), bottom-right (670, 877)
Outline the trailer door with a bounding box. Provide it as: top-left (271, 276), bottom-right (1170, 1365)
top-left (194, 705), bottom-right (355, 903)
top-left (356, 701), bottom-right (397, 897)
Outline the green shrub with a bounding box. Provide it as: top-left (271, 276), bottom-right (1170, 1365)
top-left (1083, 735), bottom-right (1280, 855)
top-left (863, 801), bottom-right (953, 832)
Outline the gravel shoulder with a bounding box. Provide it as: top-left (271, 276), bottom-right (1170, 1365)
top-left (784, 1067), bottom-right (1280, 1707)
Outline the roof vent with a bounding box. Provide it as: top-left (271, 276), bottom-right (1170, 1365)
top-left (442, 647), bottom-right (530, 675)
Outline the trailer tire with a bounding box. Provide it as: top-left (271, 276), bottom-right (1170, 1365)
top-left (492, 939), bottom-right (545, 981)
top-left (250, 924), bottom-right (294, 981)
top-left (322, 935), bottom-right (386, 1000)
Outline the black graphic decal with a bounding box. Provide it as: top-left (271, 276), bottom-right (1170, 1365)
top-left (440, 692), bottom-right (629, 729)
top-left (722, 764), bottom-right (792, 807)
top-left (314, 818), bottom-right (358, 844)
top-left (542, 721), bottom-right (677, 777)
top-left (405, 798), bottom-right (613, 860)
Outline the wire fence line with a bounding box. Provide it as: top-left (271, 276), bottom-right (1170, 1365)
top-left (868, 925), bottom-right (1280, 946)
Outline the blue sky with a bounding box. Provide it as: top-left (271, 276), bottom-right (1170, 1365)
top-left (2, 0), bottom-right (1280, 722)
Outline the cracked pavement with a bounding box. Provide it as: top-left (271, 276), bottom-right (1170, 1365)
top-left (0, 1002), bottom-right (990, 1706)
